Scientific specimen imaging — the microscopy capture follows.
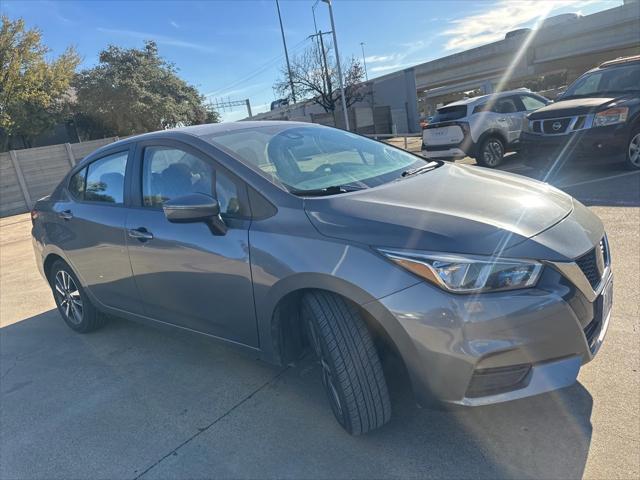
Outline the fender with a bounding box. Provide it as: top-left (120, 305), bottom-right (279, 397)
top-left (258, 272), bottom-right (380, 365)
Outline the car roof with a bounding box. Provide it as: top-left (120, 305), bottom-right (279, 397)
top-left (598, 55), bottom-right (640, 69)
top-left (440, 89), bottom-right (531, 108)
top-left (83, 120), bottom-right (316, 160)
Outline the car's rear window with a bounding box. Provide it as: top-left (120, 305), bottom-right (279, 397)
top-left (431, 105), bottom-right (467, 123)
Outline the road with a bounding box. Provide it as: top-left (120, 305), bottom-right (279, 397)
top-left (1, 158), bottom-right (638, 479)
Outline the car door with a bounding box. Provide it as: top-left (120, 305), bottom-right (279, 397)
top-left (51, 147), bottom-right (143, 314)
top-left (125, 140), bottom-right (258, 347)
top-left (494, 96), bottom-right (523, 144)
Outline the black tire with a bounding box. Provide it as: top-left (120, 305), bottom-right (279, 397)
top-left (625, 125), bottom-right (640, 170)
top-left (49, 260), bottom-right (106, 333)
top-left (301, 291), bottom-right (391, 435)
top-left (476, 136), bottom-right (505, 168)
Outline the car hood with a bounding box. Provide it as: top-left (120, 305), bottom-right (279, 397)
top-left (528, 97), bottom-right (616, 119)
top-left (304, 163), bottom-right (574, 257)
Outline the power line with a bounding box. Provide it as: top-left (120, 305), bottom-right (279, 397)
top-left (205, 37), bottom-right (309, 99)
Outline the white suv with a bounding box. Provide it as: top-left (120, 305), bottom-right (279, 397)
top-left (422, 89), bottom-right (549, 167)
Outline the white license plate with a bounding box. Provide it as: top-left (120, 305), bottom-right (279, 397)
top-left (424, 126), bottom-right (464, 145)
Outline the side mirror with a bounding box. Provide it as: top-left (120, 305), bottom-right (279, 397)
top-left (163, 193), bottom-right (227, 235)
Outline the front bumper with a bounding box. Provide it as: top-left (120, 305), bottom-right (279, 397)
top-left (363, 264), bottom-right (612, 407)
top-left (520, 123), bottom-right (628, 160)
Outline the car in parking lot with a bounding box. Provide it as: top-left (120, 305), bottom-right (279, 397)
top-left (422, 89), bottom-right (550, 167)
top-left (31, 121), bottom-right (613, 434)
top-left (520, 55), bottom-right (640, 169)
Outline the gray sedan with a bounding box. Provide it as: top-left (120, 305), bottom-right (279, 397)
top-left (31, 122), bottom-right (613, 434)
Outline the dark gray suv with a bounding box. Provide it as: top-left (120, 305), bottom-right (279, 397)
top-left (31, 122), bottom-right (613, 434)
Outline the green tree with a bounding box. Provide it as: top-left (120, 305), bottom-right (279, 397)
top-left (0, 16), bottom-right (80, 149)
top-left (74, 41), bottom-right (219, 138)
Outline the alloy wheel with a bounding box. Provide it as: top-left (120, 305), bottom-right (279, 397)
top-left (483, 140), bottom-right (503, 167)
top-left (629, 132), bottom-right (640, 167)
top-left (54, 270), bottom-right (83, 325)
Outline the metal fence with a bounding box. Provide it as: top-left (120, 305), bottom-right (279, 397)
top-left (0, 137), bottom-right (119, 217)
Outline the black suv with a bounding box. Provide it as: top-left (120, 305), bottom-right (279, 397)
top-left (520, 55), bottom-right (640, 170)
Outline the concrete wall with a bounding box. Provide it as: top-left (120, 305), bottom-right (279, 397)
top-left (0, 138), bottom-right (119, 217)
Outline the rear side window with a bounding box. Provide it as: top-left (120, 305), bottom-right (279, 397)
top-left (432, 105), bottom-right (467, 122)
top-left (84, 151), bottom-right (128, 204)
top-left (68, 168), bottom-right (86, 200)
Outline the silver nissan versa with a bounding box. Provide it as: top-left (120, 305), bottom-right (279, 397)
top-left (31, 122), bottom-right (613, 434)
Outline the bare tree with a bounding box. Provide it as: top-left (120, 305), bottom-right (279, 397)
top-left (274, 40), bottom-right (365, 113)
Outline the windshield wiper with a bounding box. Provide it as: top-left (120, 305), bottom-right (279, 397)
top-left (289, 184), bottom-right (367, 197)
top-left (401, 163), bottom-right (438, 177)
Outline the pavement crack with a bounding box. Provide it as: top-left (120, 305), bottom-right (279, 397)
top-left (132, 367), bottom-right (289, 479)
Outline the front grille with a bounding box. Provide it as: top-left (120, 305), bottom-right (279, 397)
top-left (575, 248), bottom-right (600, 289)
top-left (583, 318), bottom-right (601, 350)
top-left (543, 118), bottom-right (571, 134)
top-left (575, 237), bottom-right (608, 290)
top-left (530, 115), bottom-right (589, 136)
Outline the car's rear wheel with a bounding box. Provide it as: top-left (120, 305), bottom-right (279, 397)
top-left (301, 291), bottom-right (391, 435)
top-left (477, 136), bottom-right (505, 168)
top-left (49, 260), bottom-right (106, 333)
top-left (626, 127), bottom-right (640, 170)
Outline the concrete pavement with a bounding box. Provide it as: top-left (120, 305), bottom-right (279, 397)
top-left (1, 162), bottom-right (638, 479)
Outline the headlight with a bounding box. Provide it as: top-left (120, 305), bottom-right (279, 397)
top-left (593, 107), bottom-right (628, 127)
top-left (378, 249), bottom-right (543, 293)
top-left (521, 117), bottom-right (530, 133)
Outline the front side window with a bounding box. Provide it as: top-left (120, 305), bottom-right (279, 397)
top-left (142, 146), bottom-right (244, 216)
top-left (84, 151), bottom-right (128, 204)
top-left (520, 95), bottom-right (547, 111)
top-left (493, 97), bottom-right (518, 114)
top-left (206, 126), bottom-right (427, 193)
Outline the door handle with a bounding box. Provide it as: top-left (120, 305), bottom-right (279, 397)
top-left (128, 228), bottom-right (154, 241)
top-left (498, 117), bottom-right (507, 122)
top-left (58, 210), bottom-right (73, 220)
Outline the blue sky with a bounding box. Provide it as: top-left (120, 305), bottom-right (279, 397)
top-left (3, 0), bottom-right (621, 121)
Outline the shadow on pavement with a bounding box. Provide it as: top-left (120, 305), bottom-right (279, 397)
top-left (1, 310), bottom-right (594, 479)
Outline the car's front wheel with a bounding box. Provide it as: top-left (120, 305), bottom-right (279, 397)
top-left (477, 136), bottom-right (505, 168)
top-left (301, 291), bottom-right (391, 435)
top-left (626, 126), bottom-right (640, 170)
top-left (49, 259), bottom-right (106, 333)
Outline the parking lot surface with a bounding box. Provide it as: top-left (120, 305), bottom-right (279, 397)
top-left (1, 156), bottom-right (639, 479)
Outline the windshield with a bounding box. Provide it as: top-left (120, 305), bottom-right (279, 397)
top-left (205, 125), bottom-right (428, 193)
top-left (562, 64), bottom-right (640, 98)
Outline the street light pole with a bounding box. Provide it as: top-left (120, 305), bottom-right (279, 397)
top-left (360, 42), bottom-right (368, 81)
top-left (322, 0), bottom-right (349, 131)
top-left (275, 0), bottom-right (296, 103)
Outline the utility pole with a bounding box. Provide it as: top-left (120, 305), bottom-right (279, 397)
top-left (360, 42), bottom-right (368, 81)
top-left (308, 31), bottom-right (333, 104)
top-left (322, 0), bottom-right (349, 130)
top-left (275, 0), bottom-right (296, 103)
